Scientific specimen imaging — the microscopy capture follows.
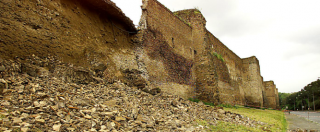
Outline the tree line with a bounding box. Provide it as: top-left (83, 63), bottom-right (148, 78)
top-left (278, 79), bottom-right (320, 111)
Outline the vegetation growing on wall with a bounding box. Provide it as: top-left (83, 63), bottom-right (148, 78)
top-left (212, 52), bottom-right (225, 62)
top-left (173, 12), bottom-right (191, 27)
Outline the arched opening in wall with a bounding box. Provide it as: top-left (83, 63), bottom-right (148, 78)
top-left (172, 38), bottom-right (174, 48)
top-left (194, 50), bottom-right (197, 55)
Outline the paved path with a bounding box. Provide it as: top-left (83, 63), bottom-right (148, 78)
top-left (290, 111), bottom-right (320, 124)
top-left (285, 111), bottom-right (320, 131)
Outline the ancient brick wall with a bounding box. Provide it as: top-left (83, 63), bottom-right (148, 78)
top-left (173, 9), bottom-right (245, 105)
top-left (261, 76), bottom-right (268, 108)
top-left (242, 57), bottom-right (264, 107)
top-left (141, 0), bottom-right (193, 59)
top-left (0, 0), bottom-right (138, 82)
top-left (139, 0), bottom-right (195, 99)
top-left (263, 81), bottom-right (277, 109)
top-left (210, 32), bottom-right (245, 105)
top-left (173, 9), bottom-right (219, 103)
top-left (275, 88), bottom-right (280, 109)
top-left (1, 0), bottom-right (278, 106)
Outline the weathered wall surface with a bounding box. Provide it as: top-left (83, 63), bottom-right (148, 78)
top-left (140, 0), bottom-right (275, 105)
top-left (139, 0), bottom-right (195, 98)
top-left (275, 88), bottom-right (280, 109)
top-left (242, 57), bottom-right (264, 107)
top-left (263, 81), bottom-right (277, 109)
top-left (206, 31), bottom-right (245, 105)
top-left (174, 9), bottom-right (220, 103)
top-left (0, 0), bottom-right (279, 106)
top-left (0, 0), bottom-right (139, 83)
top-left (174, 9), bottom-right (246, 105)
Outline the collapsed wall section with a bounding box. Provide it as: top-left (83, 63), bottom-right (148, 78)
top-left (0, 0), bottom-right (139, 82)
top-left (139, 0), bottom-right (195, 99)
top-left (242, 56), bottom-right (264, 107)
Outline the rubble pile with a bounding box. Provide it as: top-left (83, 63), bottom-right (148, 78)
top-left (0, 56), bottom-right (264, 131)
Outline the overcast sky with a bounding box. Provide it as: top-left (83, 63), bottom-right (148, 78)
top-left (114, 0), bottom-right (320, 93)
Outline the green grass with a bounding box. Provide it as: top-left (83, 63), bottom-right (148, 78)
top-left (217, 104), bottom-right (235, 108)
top-left (188, 99), bottom-right (288, 131)
top-left (193, 107), bottom-right (287, 131)
top-left (224, 107), bottom-right (287, 132)
top-left (196, 119), bottom-right (262, 132)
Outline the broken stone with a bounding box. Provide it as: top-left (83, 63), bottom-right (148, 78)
top-left (171, 100), bottom-right (179, 107)
top-left (16, 85), bottom-right (25, 94)
top-left (12, 117), bottom-right (22, 124)
top-left (33, 101), bottom-right (40, 108)
top-left (0, 57), bottom-right (261, 131)
top-left (20, 122), bottom-right (31, 127)
top-left (104, 100), bottom-right (117, 107)
top-left (84, 115), bottom-right (92, 119)
top-left (1, 101), bottom-right (10, 106)
top-left (35, 119), bottom-right (45, 124)
top-left (53, 124), bottom-right (61, 131)
top-left (0, 79), bottom-right (8, 95)
top-left (67, 128), bottom-right (76, 131)
top-left (218, 109), bottom-right (225, 114)
top-left (100, 112), bottom-right (113, 116)
top-left (21, 127), bottom-right (29, 132)
top-left (115, 116), bottom-right (126, 122)
top-left (0, 65), bottom-right (5, 72)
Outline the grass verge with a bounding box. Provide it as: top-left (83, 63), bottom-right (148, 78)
top-left (193, 107), bottom-right (287, 131)
top-left (196, 119), bottom-right (262, 132)
top-left (224, 107), bottom-right (287, 132)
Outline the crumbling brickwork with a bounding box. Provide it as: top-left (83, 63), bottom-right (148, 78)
top-left (0, 0), bottom-right (139, 83)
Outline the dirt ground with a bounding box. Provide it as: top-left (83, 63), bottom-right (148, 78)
top-left (285, 112), bottom-right (320, 131)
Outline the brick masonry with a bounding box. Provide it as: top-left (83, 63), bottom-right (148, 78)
top-left (263, 81), bottom-right (279, 109)
top-left (139, 0), bottom-right (279, 106)
top-left (0, 0), bottom-right (280, 106)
